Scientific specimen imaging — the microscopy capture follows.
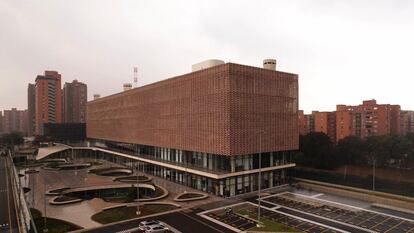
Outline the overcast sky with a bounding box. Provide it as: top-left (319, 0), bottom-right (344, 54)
top-left (1, 0), bottom-right (414, 113)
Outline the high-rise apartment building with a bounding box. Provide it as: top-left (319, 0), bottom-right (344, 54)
top-left (0, 111), bottom-right (3, 135)
top-left (335, 100), bottom-right (400, 141)
top-left (301, 100), bottom-right (402, 142)
top-left (87, 59), bottom-right (298, 197)
top-left (390, 105), bottom-right (401, 135)
top-left (298, 111), bottom-right (315, 136)
top-left (35, 71), bottom-right (62, 135)
top-left (313, 111), bottom-right (336, 142)
top-left (63, 80), bottom-right (87, 123)
top-left (27, 83), bottom-right (36, 136)
top-left (3, 108), bottom-right (28, 135)
top-left (400, 111), bottom-right (414, 135)
top-left (298, 110), bottom-right (307, 135)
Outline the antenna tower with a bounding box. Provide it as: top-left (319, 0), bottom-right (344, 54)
top-left (134, 67), bottom-right (138, 88)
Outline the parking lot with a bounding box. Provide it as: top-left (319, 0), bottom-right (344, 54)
top-left (201, 202), bottom-right (343, 233)
top-left (262, 192), bottom-right (414, 233)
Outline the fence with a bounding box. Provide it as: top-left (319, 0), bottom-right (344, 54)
top-left (293, 167), bottom-right (414, 197)
top-left (7, 149), bottom-right (38, 233)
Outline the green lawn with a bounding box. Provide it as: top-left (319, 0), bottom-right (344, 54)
top-left (30, 208), bottom-right (82, 233)
top-left (237, 209), bottom-right (300, 232)
top-left (91, 204), bottom-right (177, 224)
top-left (178, 193), bottom-right (203, 199)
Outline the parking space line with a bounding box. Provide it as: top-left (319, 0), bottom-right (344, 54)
top-left (383, 220), bottom-right (404, 233)
top-left (268, 203), bottom-right (375, 233)
top-left (288, 192), bottom-right (414, 223)
top-left (199, 214), bottom-right (241, 233)
top-left (357, 213), bottom-right (380, 226)
top-left (312, 193), bottom-right (324, 198)
top-left (248, 202), bottom-right (350, 233)
top-left (370, 216), bottom-right (391, 230)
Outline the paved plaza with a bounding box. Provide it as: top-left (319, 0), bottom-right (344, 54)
top-left (19, 158), bottom-right (223, 229)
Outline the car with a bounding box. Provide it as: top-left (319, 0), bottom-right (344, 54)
top-left (144, 224), bottom-right (169, 233)
top-left (138, 220), bottom-right (162, 231)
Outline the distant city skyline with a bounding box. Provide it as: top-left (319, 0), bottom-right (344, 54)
top-left (1, 0), bottom-right (414, 112)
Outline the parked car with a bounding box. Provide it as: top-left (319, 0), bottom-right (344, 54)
top-left (138, 220), bottom-right (162, 231)
top-left (144, 224), bottom-right (169, 233)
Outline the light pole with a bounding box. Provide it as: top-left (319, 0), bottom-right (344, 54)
top-left (372, 158), bottom-right (376, 191)
top-left (136, 160), bottom-right (140, 215)
top-left (43, 181), bottom-right (48, 233)
top-left (257, 130), bottom-right (264, 227)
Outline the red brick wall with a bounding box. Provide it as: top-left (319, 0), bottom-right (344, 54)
top-left (87, 63), bottom-right (299, 156)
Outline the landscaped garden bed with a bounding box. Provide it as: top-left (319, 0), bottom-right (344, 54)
top-left (46, 187), bottom-right (71, 196)
top-left (91, 203), bottom-right (178, 224)
top-left (30, 208), bottom-right (82, 233)
top-left (114, 175), bottom-right (151, 183)
top-left (50, 195), bottom-right (83, 205)
top-left (174, 191), bottom-right (208, 202)
top-left (89, 167), bottom-right (133, 176)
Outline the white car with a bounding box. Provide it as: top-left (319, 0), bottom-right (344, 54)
top-left (144, 224), bottom-right (169, 233)
top-left (138, 220), bottom-right (162, 231)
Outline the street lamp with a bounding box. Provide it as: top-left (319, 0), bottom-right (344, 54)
top-left (136, 161), bottom-right (140, 216)
top-left (257, 130), bottom-right (265, 227)
top-left (43, 181), bottom-right (48, 232)
top-left (372, 157), bottom-right (376, 191)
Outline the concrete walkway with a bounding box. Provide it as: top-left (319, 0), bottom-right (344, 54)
top-left (19, 158), bottom-right (223, 229)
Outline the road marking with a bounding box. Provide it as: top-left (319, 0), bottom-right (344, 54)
top-left (179, 211), bottom-right (227, 233)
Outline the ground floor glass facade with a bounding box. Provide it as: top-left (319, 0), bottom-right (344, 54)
top-left (53, 147), bottom-right (293, 197)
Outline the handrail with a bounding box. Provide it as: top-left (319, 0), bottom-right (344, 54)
top-left (7, 149), bottom-right (38, 233)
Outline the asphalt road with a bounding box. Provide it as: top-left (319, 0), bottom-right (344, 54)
top-left (0, 156), bottom-right (19, 233)
top-left (84, 209), bottom-right (236, 233)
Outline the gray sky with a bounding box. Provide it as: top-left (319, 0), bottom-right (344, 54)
top-left (1, 0), bottom-right (414, 113)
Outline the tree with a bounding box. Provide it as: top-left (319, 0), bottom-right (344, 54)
top-left (297, 132), bottom-right (336, 169)
top-left (0, 132), bottom-right (24, 146)
top-left (336, 136), bottom-right (366, 166)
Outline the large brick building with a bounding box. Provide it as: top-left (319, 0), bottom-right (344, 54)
top-left (86, 60), bottom-right (298, 197)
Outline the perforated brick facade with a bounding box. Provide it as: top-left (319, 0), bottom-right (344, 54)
top-left (87, 63), bottom-right (298, 156)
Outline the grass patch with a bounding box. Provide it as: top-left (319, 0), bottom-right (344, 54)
top-left (30, 208), bottom-right (82, 233)
top-left (86, 161), bottom-right (103, 166)
top-left (89, 167), bottom-right (126, 174)
top-left (178, 193), bottom-right (203, 199)
top-left (54, 195), bottom-right (80, 202)
top-left (102, 196), bottom-right (135, 203)
top-left (91, 204), bottom-right (177, 224)
top-left (237, 209), bottom-right (300, 232)
top-left (114, 175), bottom-right (151, 183)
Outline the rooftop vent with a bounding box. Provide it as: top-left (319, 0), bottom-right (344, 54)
top-left (192, 59), bottom-right (225, 72)
top-left (263, 59), bottom-right (276, 70)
